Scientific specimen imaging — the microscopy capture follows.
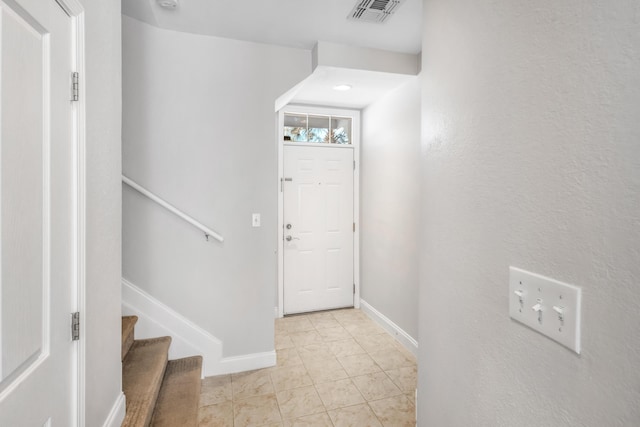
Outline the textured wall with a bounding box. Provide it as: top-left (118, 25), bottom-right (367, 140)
top-left (80, 0), bottom-right (123, 425)
top-left (361, 78), bottom-right (421, 341)
top-left (122, 17), bottom-right (310, 356)
top-left (418, 0), bottom-right (640, 425)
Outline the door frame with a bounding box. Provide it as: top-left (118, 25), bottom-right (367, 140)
top-left (64, 2), bottom-right (87, 425)
top-left (276, 105), bottom-right (360, 318)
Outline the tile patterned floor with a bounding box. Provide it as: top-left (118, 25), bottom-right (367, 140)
top-left (198, 308), bottom-right (417, 427)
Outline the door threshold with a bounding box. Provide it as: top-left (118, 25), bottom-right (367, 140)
top-left (283, 306), bottom-right (355, 317)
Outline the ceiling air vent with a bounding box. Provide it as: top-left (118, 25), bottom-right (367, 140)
top-left (347, 0), bottom-right (404, 24)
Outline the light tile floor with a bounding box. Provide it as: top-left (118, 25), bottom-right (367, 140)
top-left (198, 308), bottom-right (417, 427)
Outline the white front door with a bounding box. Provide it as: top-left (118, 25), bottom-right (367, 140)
top-left (283, 145), bottom-right (354, 314)
top-left (0, 0), bottom-right (77, 425)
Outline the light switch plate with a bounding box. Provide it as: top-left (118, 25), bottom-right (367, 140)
top-left (252, 213), bottom-right (261, 227)
top-left (509, 267), bottom-right (582, 354)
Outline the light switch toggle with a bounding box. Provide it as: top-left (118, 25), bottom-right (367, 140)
top-left (553, 305), bottom-right (565, 324)
top-left (514, 289), bottom-right (525, 310)
top-left (252, 213), bottom-right (261, 227)
top-left (532, 301), bottom-right (543, 323)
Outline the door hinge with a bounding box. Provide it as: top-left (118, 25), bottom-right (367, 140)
top-left (72, 72), bottom-right (79, 102)
top-left (281, 177), bottom-right (292, 192)
top-left (71, 312), bottom-right (80, 341)
top-left (353, 160), bottom-right (356, 170)
top-left (353, 222), bottom-right (355, 232)
top-left (353, 284), bottom-right (356, 294)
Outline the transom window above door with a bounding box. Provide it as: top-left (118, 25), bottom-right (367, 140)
top-left (283, 113), bottom-right (352, 144)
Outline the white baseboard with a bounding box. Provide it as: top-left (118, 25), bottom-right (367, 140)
top-left (102, 392), bottom-right (125, 427)
top-left (360, 299), bottom-right (419, 357)
top-left (122, 278), bottom-right (278, 377)
top-left (219, 351), bottom-right (276, 374)
top-left (122, 278), bottom-right (223, 377)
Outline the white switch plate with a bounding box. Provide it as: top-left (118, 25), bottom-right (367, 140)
top-left (252, 213), bottom-right (261, 227)
top-left (509, 267), bottom-right (582, 354)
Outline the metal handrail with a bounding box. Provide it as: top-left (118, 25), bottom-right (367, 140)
top-left (122, 175), bottom-right (224, 242)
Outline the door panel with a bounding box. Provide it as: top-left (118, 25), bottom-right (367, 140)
top-left (283, 146), bottom-right (354, 314)
top-left (1, 0), bottom-right (45, 380)
top-left (0, 0), bottom-right (75, 425)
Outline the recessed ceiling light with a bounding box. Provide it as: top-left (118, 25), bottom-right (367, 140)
top-left (333, 84), bottom-right (352, 91)
top-left (156, 0), bottom-right (178, 10)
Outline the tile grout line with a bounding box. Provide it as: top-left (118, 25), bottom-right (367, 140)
top-left (229, 373), bottom-right (235, 427)
top-left (268, 368), bottom-right (286, 426)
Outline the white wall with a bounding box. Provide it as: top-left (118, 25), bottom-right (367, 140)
top-left (361, 78), bottom-right (421, 343)
top-left (419, 0), bottom-right (640, 425)
top-left (122, 17), bottom-right (310, 357)
top-left (313, 41), bottom-right (420, 75)
top-left (80, 0), bottom-right (123, 425)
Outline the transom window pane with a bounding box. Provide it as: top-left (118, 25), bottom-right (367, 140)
top-left (307, 115), bottom-right (330, 142)
top-left (283, 113), bottom-right (307, 142)
top-left (331, 116), bottom-right (351, 144)
top-left (284, 113), bottom-right (352, 144)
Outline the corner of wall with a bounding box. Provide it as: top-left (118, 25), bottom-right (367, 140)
top-left (101, 392), bottom-right (125, 427)
top-left (360, 299), bottom-right (419, 357)
top-left (122, 278), bottom-right (276, 376)
top-left (311, 42), bottom-right (318, 71)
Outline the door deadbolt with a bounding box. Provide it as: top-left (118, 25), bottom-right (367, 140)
top-left (286, 224), bottom-right (292, 229)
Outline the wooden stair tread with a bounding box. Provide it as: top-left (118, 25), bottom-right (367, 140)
top-left (121, 315), bottom-right (138, 361)
top-left (150, 356), bottom-right (203, 427)
top-left (122, 337), bottom-right (171, 427)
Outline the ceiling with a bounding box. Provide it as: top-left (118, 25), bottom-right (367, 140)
top-left (283, 66), bottom-right (417, 109)
top-left (123, 0), bottom-right (422, 109)
top-left (122, 0), bottom-right (423, 54)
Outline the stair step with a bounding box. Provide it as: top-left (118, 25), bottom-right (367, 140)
top-left (150, 356), bottom-right (203, 427)
top-left (122, 337), bottom-right (172, 427)
top-left (122, 315), bottom-right (138, 361)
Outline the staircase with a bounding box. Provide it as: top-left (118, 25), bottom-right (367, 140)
top-left (121, 315), bottom-right (202, 427)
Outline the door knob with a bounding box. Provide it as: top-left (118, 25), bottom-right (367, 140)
top-left (285, 235), bottom-right (299, 241)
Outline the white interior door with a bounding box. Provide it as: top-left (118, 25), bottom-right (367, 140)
top-left (283, 145), bottom-right (354, 314)
top-left (0, 0), bottom-right (76, 425)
